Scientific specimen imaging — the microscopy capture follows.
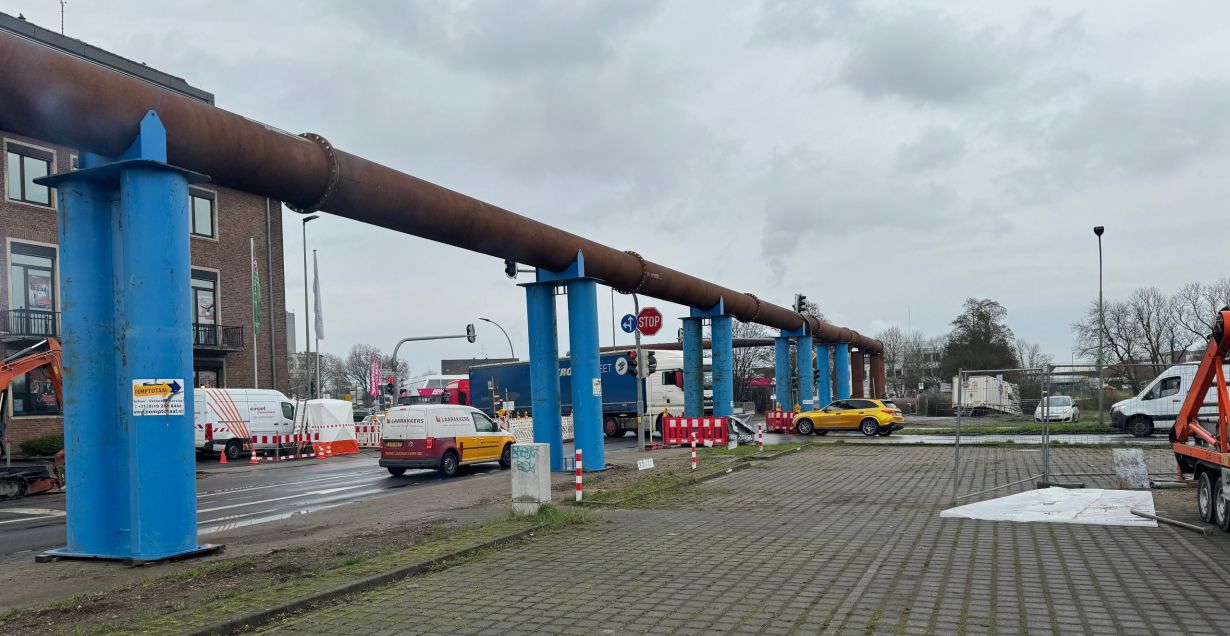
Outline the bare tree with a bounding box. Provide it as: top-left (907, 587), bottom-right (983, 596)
top-left (874, 326), bottom-right (905, 396)
top-left (1014, 338), bottom-right (1053, 370)
top-left (731, 321), bottom-right (774, 403)
top-left (1172, 279), bottom-right (1230, 345)
top-left (340, 344), bottom-right (409, 403)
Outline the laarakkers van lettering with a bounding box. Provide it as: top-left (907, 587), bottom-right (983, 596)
top-left (379, 404), bottom-right (516, 477)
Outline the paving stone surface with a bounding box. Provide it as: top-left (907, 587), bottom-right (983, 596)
top-left (264, 445), bottom-right (1230, 635)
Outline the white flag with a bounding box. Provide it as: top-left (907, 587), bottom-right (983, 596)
top-left (313, 251), bottom-right (325, 340)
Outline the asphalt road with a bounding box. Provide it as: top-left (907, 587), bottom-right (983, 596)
top-left (0, 436), bottom-right (644, 561)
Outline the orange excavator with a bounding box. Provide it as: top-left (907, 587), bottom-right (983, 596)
top-left (0, 338), bottom-right (64, 499)
top-left (1171, 308), bottom-right (1230, 529)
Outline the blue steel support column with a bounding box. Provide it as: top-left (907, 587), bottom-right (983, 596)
top-left (774, 337), bottom-right (791, 410)
top-left (815, 344), bottom-right (833, 407)
top-left (40, 111), bottom-right (214, 561)
top-left (57, 178), bottom-right (120, 557)
top-left (835, 343), bottom-right (852, 400)
top-left (525, 283), bottom-right (562, 471)
top-left (796, 335), bottom-right (815, 411)
top-left (682, 317), bottom-right (704, 417)
top-left (710, 315), bottom-right (733, 417)
top-left (566, 278), bottom-right (604, 471)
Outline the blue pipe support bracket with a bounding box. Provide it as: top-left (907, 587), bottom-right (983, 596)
top-left (774, 337), bottom-right (791, 410)
top-left (682, 317), bottom-right (704, 417)
top-left (524, 282), bottom-right (563, 471)
top-left (565, 278), bottom-right (604, 471)
top-left (815, 344), bottom-right (833, 408)
top-left (834, 343), bottom-right (852, 400)
top-left (38, 111), bottom-right (213, 561)
top-left (796, 335), bottom-right (815, 411)
top-left (709, 315), bottom-right (733, 417)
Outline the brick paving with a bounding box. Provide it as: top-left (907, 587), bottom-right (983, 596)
top-left (264, 445), bottom-right (1230, 635)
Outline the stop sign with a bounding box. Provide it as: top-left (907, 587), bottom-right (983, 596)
top-left (637, 307), bottom-right (663, 336)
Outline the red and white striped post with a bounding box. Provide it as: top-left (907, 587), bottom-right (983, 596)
top-left (690, 433), bottom-right (697, 470)
top-left (575, 449), bottom-right (583, 502)
top-left (757, 422), bottom-right (764, 451)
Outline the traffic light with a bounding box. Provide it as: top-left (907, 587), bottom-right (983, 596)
top-left (814, 361), bottom-right (821, 385)
top-left (385, 376), bottom-right (395, 395)
top-left (504, 259), bottom-right (517, 279)
top-left (626, 351), bottom-right (638, 377)
top-left (794, 293), bottom-right (807, 313)
top-left (647, 351), bottom-right (657, 375)
top-left (466, 323), bottom-right (477, 343)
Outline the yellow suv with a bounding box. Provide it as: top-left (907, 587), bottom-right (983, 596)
top-left (793, 399), bottom-right (905, 437)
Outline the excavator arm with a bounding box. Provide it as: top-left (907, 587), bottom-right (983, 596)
top-left (1172, 309), bottom-right (1230, 450)
top-left (0, 338), bottom-right (64, 414)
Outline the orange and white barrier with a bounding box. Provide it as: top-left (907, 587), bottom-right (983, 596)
top-left (764, 410), bottom-right (795, 433)
top-left (356, 415), bottom-right (382, 448)
top-left (663, 417), bottom-right (727, 447)
top-left (306, 399), bottom-right (359, 456)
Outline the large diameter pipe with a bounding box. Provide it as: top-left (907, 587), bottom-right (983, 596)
top-left (0, 31), bottom-right (882, 353)
top-left (869, 353), bottom-right (886, 398)
top-left (850, 350), bottom-right (865, 398)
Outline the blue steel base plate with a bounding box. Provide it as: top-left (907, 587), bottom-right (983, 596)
top-left (36, 543), bottom-right (224, 567)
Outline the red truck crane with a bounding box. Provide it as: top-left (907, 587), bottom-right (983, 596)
top-left (0, 339), bottom-right (64, 499)
top-left (1171, 308), bottom-right (1230, 529)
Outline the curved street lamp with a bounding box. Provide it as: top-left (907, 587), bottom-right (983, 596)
top-left (479, 317), bottom-right (514, 360)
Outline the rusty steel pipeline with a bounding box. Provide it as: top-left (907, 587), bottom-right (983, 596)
top-left (0, 31), bottom-right (883, 356)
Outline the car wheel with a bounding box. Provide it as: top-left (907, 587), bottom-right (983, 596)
top-left (1199, 471), bottom-right (1217, 523)
top-left (1128, 417), bottom-right (1154, 438)
top-left (796, 418), bottom-right (815, 435)
top-left (499, 444), bottom-right (512, 470)
top-left (860, 418), bottom-right (880, 437)
top-left (224, 440), bottom-right (243, 461)
top-left (387, 467), bottom-right (407, 477)
top-left (1216, 478), bottom-right (1230, 532)
top-left (439, 451), bottom-right (459, 478)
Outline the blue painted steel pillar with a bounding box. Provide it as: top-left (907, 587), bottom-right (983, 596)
top-left (773, 337), bottom-right (791, 410)
top-left (835, 343), bottom-right (852, 400)
top-left (815, 344), bottom-right (833, 407)
top-left (40, 111), bottom-right (214, 561)
top-left (796, 335), bottom-right (815, 411)
top-left (524, 282), bottom-right (562, 471)
top-left (688, 301), bottom-right (731, 417)
top-left (565, 278), bottom-right (604, 471)
top-left (682, 317), bottom-right (704, 417)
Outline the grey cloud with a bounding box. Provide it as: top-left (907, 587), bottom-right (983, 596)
top-left (839, 8), bottom-right (1086, 104)
top-left (318, 0), bottom-right (660, 75)
top-left (896, 126), bottom-right (966, 172)
top-left (750, 0), bottom-right (860, 46)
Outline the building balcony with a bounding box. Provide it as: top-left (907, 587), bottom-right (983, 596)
top-left (193, 323), bottom-right (244, 351)
top-left (0, 309), bottom-right (59, 342)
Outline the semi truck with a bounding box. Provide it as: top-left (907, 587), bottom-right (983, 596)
top-left (469, 350), bottom-right (712, 437)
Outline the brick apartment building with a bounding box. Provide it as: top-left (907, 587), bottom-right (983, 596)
top-left (0, 13), bottom-right (288, 448)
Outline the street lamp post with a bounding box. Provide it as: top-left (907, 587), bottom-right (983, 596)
top-left (301, 215), bottom-right (319, 399)
top-left (1094, 225), bottom-right (1105, 426)
top-left (479, 317), bottom-right (514, 359)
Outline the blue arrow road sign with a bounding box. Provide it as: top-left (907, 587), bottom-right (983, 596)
top-left (620, 314), bottom-right (637, 334)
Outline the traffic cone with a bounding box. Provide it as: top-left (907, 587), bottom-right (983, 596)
top-left (249, 451), bottom-right (259, 465)
top-left (326, 445), bottom-right (333, 458)
top-left (219, 451), bottom-right (228, 465)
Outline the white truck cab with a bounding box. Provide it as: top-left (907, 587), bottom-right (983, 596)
top-left (1111, 363), bottom-right (1230, 437)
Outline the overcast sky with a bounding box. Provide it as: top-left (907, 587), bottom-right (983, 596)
top-left (10, 0), bottom-right (1230, 372)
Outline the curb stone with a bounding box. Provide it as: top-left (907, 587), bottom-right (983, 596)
top-left (184, 526), bottom-right (540, 636)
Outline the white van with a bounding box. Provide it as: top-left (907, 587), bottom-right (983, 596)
top-left (1111, 363), bottom-right (1230, 437)
top-left (379, 404), bottom-right (516, 477)
top-left (194, 388), bottom-right (297, 460)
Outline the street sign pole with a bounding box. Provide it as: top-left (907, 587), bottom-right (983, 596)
top-left (634, 294), bottom-right (645, 452)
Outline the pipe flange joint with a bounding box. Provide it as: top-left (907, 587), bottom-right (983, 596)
top-left (289, 132), bottom-right (341, 214)
top-left (744, 293), bottom-right (762, 323)
top-left (617, 250), bottom-right (650, 294)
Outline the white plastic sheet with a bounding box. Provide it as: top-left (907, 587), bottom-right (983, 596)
top-left (941, 487), bottom-right (1158, 527)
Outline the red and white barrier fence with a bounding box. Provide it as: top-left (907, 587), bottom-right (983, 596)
top-left (356, 418), bottom-right (382, 448)
top-left (662, 417), bottom-right (728, 447)
top-left (249, 433), bottom-right (321, 462)
top-left (690, 434), bottom-right (697, 470)
top-left (764, 410), bottom-right (795, 433)
top-left (575, 449), bottom-right (583, 502)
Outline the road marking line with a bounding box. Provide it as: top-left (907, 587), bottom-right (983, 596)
top-left (196, 471), bottom-right (386, 498)
top-left (197, 483), bottom-right (373, 514)
top-left (0, 509), bottom-right (66, 525)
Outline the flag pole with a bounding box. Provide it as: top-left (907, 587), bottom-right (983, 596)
top-left (251, 237), bottom-right (259, 389)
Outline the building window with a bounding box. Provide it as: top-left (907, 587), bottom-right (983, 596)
top-left (5, 143), bottom-right (53, 206)
top-left (194, 367), bottom-right (222, 389)
top-left (190, 190), bottom-right (216, 238)
top-left (9, 242), bottom-right (57, 313)
top-left (11, 365), bottom-right (61, 416)
top-left (191, 269), bottom-right (218, 344)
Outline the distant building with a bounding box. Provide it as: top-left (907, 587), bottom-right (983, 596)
top-left (441, 358), bottom-right (518, 375)
top-left (0, 12), bottom-right (288, 447)
top-left (286, 310), bottom-right (297, 354)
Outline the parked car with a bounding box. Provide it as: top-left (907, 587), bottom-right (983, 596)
top-left (793, 399), bottom-right (905, 437)
top-left (1034, 396), bottom-right (1080, 422)
top-left (379, 404), bottom-right (516, 477)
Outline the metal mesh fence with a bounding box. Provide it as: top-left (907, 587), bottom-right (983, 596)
top-left (950, 364), bottom-right (1181, 502)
